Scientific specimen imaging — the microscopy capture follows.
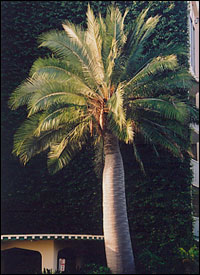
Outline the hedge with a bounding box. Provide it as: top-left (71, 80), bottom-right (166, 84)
top-left (1, 1), bottom-right (195, 274)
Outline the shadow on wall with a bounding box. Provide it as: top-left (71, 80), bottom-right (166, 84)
top-left (1, 247), bottom-right (42, 274)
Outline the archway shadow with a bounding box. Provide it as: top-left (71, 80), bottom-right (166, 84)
top-left (57, 241), bottom-right (106, 274)
top-left (1, 247), bottom-right (42, 274)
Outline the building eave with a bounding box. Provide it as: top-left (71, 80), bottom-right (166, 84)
top-left (1, 234), bottom-right (104, 241)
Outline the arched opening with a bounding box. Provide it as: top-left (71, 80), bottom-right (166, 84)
top-left (57, 247), bottom-right (76, 274)
top-left (1, 247), bottom-right (42, 274)
top-left (57, 241), bottom-right (106, 274)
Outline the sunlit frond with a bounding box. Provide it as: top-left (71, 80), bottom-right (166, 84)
top-left (26, 77), bottom-right (87, 117)
top-left (107, 83), bottom-right (126, 131)
top-left (125, 119), bottom-right (134, 143)
top-left (99, 5), bottom-right (128, 84)
top-left (34, 104), bottom-right (86, 136)
top-left (124, 8), bottom-right (159, 53)
top-left (8, 77), bottom-right (41, 110)
top-left (12, 113), bottom-right (67, 165)
top-left (85, 4), bottom-right (104, 83)
top-left (29, 56), bottom-right (96, 91)
top-left (107, 83), bottom-right (134, 143)
top-left (38, 29), bottom-right (102, 90)
top-left (9, 3), bottom-right (198, 174)
top-left (47, 120), bottom-right (90, 173)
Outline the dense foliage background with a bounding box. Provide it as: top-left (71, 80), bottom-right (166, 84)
top-left (1, 1), bottom-right (196, 273)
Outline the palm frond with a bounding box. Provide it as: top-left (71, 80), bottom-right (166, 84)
top-left (12, 113), bottom-right (67, 165)
top-left (129, 13), bottom-right (160, 58)
top-left (85, 4), bottom-right (105, 86)
top-left (127, 43), bottom-right (188, 78)
top-left (124, 55), bottom-right (178, 91)
top-left (9, 4), bottom-right (198, 175)
top-left (138, 121), bottom-right (183, 158)
top-left (132, 143), bottom-right (146, 175)
top-left (26, 77), bottom-right (87, 117)
top-left (106, 83), bottom-right (135, 143)
top-left (99, 5), bottom-right (128, 84)
top-left (125, 119), bottom-right (134, 143)
top-left (124, 68), bottom-right (196, 97)
top-left (29, 56), bottom-right (96, 91)
top-left (188, 104), bottom-right (199, 124)
top-left (8, 77), bottom-right (40, 110)
top-left (34, 104), bottom-right (86, 136)
top-left (129, 96), bottom-right (190, 124)
top-left (38, 29), bottom-right (102, 90)
top-left (47, 119), bottom-right (90, 174)
top-left (29, 57), bottom-right (101, 101)
top-left (107, 83), bottom-right (126, 130)
top-left (13, 114), bottom-right (40, 158)
top-left (120, 8), bottom-right (160, 80)
top-left (9, 74), bottom-right (86, 112)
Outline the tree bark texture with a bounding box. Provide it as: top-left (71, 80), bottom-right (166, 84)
top-left (103, 131), bottom-right (136, 274)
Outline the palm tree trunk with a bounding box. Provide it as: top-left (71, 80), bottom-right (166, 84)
top-left (103, 130), bottom-right (136, 274)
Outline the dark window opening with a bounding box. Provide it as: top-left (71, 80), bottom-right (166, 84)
top-left (191, 144), bottom-right (198, 161)
top-left (192, 185), bottom-right (199, 217)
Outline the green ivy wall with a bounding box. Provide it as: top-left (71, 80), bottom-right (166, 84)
top-left (1, 1), bottom-right (195, 273)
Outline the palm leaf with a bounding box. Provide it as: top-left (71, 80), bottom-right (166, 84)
top-left (125, 69), bottom-right (195, 97)
top-left (99, 5), bottom-right (128, 84)
top-left (124, 55), bottom-right (178, 91)
top-left (8, 77), bottom-right (41, 110)
top-left (132, 143), bottom-right (146, 175)
top-left (34, 104), bottom-right (86, 136)
top-left (26, 78), bottom-right (87, 117)
top-left (29, 56), bottom-right (96, 91)
top-left (128, 15), bottom-right (160, 59)
top-left (138, 121), bottom-right (183, 158)
top-left (120, 8), bottom-right (160, 80)
top-left (126, 43), bottom-right (188, 80)
top-left (85, 4), bottom-right (105, 85)
top-left (12, 113), bottom-right (67, 165)
top-left (9, 4), bottom-right (198, 176)
top-left (129, 96), bottom-right (190, 124)
top-left (38, 29), bottom-right (99, 89)
top-left (107, 83), bottom-right (126, 131)
top-left (47, 119), bottom-right (90, 173)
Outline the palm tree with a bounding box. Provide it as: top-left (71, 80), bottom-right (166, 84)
top-left (8, 4), bottom-right (198, 274)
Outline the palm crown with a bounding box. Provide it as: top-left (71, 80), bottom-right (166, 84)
top-left (9, 4), bottom-right (198, 174)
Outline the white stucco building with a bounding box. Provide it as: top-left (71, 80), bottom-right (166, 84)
top-left (1, 234), bottom-right (104, 273)
top-left (188, 1), bottom-right (199, 242)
